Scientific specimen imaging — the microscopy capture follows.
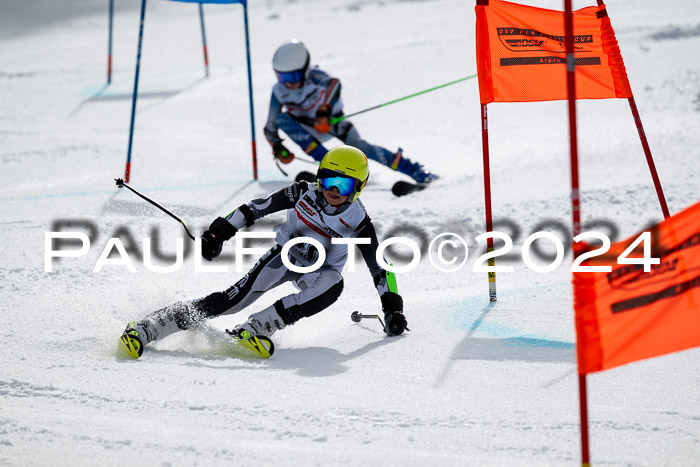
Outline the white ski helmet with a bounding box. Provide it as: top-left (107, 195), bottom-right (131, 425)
top-left (272, 40), bottom-right (310, 85)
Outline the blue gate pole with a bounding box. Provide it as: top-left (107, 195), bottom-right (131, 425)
top-left (241, 0), bottom-right (258, 180)
top-left (108, 0), bottom-right (114, 84)
top-left (198, 2), bottom-right (210, 77)
top-left (124, 0), bottom-right (147, 182)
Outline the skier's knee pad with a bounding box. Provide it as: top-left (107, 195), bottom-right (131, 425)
top-left (342, 131), bottom-right (393, 167)
top-left (191, 292), bottom-right (233, 318)
top-left (335, 120), bottom-right (355, 142)
top-left (151, 301), bottom-right (202, 331)
top-left (275, 278), bottom-right (344, 325)
top-left (163, 292), bottom-right (232, 332)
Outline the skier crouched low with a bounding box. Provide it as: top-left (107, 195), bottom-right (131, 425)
top-left (120, 146), bottom-right (408, 359)
top-left (266, 39), bottom-right (438, 185)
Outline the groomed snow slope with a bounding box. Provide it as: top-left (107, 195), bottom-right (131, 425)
top-left (1, 0), bottom-right (699, 465)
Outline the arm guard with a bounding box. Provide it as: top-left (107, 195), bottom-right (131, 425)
top-left (356, 216), bottom-right (397, 296)
top-left (309, 68), bottom-right (343, 112)
top-left (226, 181), bottom-right (310, 230)
top-left (323, 78), bottom-right (341, 109)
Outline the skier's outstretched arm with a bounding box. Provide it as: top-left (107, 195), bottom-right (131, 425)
top-left (355, 216), bottom-right (408, 336)
top-left (264, 92), bottom-right (283, 147)
top-left (200, 181), bottom-right (310, 261)
top-left (264, 92), bottom-right (295, 163)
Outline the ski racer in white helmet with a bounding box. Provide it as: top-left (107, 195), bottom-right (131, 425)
top-left (119, 146), bottom-right (408, 359)
top-left (264, 39), bottom-right (438, 185)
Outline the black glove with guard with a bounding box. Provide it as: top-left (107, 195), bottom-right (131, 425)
top-left (273, 141), bottom-right (295, 164)
top-left (381, 292), bottom-right (407, 336)
top-left (201, 217), bottom-right (237, 261)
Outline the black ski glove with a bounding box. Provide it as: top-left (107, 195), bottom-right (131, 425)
top-left (201, 217), bottom-right (237, 261)
top-left (273, 141), bottom-right (295, 164)
top-left (381, 292), bottom-right (407, 336)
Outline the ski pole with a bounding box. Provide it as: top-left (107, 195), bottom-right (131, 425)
top-left (274, 153), bottom-right (319, 177)
top-left (294, 155), bottom-right (319, 165)
top-left (351, 311), bottom-right (385, 329)
top-left (274, 159), bottom-right (289, 177)
top-left (330, 74), bottom-right (477, 125)
top-left (114, 178), bottom-right (197, 241)
top-left (351, 310), bottom-right (411, 333)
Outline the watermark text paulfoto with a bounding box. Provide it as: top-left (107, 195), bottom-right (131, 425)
top-left (45, 218), bottom-right (662, 274)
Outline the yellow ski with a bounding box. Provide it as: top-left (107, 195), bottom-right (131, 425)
top-left (226, 330), bottom-right (275, 359)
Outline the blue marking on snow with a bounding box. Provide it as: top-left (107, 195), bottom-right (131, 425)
top-left (78, 83), bottom-right (111, 98)
top-left (501, 336), bottom-right (574, 349)
top-left (448, 281), bottom-right (575, 349)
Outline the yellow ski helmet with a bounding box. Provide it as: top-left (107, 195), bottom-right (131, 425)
top-left (316, 145), bottom-right (369, 203)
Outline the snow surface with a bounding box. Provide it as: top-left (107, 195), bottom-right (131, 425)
top-left (1, 0), bottom-right (699, 465)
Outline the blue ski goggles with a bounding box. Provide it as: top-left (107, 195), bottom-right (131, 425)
top-left (318, 171), bottom-right (359, 197)
top-left (275, 69), bottom-right (306, 85)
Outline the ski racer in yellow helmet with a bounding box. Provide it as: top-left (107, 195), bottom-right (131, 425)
top-left (316, 145), bottom-right (369, 204)
top-left (120, 146), bottom-right (407, 359)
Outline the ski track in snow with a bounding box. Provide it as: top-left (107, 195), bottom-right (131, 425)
top-left (1, 0), bottom-right (699, 465)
